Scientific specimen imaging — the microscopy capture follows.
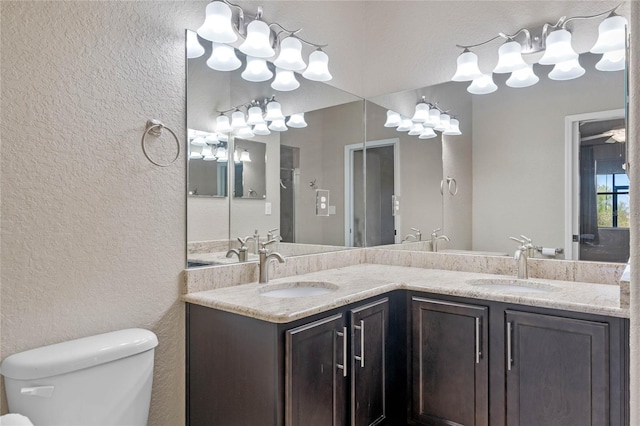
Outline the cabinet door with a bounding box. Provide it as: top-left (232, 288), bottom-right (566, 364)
top-left (505, 310), bottom-right (609, 426)
top-left (411, 297), bottom-right (489, 426)
top-left (286, 313), bottom-right (347, 426)
top-left (350, 298), bottom-right (389, 426)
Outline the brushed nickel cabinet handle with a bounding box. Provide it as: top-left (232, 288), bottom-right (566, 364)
top-left (354, 320), bottom-right (365, 368)
top-left (475, 317), bottom-right (482, 364)
top-left (506, 321), bottom-right (513, 371)
top-left (336, 327), bottom-right (347, 377)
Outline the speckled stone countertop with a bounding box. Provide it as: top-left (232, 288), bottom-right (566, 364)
top-left (182, 263), bottom-right (628, 322)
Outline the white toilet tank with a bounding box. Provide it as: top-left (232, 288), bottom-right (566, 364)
top-left (1, 328), bottom-right (158, 426)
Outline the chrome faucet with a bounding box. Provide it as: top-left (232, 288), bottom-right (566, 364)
top-left (245, 229), bottom-right (260, 254)
top-left (510, 236), bottom-right (535, 279)
top-left (226, 237), bottom-right (249, 262)
top-left (430, 228), bottom-right (450, 252)
top-left (402, 228), bottom-right (422, 243)
top-left (258, 239), bottom-right (286, 283)
top-left (267, 227), bottom-right (282, 242)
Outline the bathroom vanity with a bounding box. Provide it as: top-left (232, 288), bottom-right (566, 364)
top-left (184, 263), bottom-right (629, 426)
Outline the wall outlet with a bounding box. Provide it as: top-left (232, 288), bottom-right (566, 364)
top-left (316, 189), bottom-right (330, 216)
top-left (392, 195), bottom-right (401, 216)
top-left (265, 202), bottom-right (272, 215)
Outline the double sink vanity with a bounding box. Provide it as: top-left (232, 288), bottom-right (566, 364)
top-left (183, 248), bottom-right (629, 426)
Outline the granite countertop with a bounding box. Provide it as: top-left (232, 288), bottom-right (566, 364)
top-left (182, 263), bottom-right (628, 323)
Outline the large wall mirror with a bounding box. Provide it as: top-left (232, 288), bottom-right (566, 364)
top-left (186, 32), bottom-right (365, 267)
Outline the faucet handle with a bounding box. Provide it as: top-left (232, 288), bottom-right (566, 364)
top-left (237, 237), bottom-right (247, 248)
top-left (509, 236), bottom-right (527, 247)
top-left (520, 235), bottom-right (532, 244)
top-left (432, 228), bottom-right (441, 236)
top-left (268, 227), bottom-right (279, 233)
top-left (259, 239), bottom-right (280, 251)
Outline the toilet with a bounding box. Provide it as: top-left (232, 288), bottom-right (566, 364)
top-left (0, 328), bottom-right (158, 426)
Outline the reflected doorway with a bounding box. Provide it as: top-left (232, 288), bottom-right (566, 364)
top-left (280, 145), bottom-right (300, 243)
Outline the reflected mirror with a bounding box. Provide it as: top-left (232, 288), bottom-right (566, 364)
top-left (188, 129), bottom-right (228, 197)
top-left (233, 138), bottom-right (266, 199)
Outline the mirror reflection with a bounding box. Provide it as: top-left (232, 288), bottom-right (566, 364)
top-left (188, 129), bottom-right (228, 197)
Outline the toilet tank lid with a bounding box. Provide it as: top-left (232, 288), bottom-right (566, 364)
top-left (0, 328), bottom-right (158, 380)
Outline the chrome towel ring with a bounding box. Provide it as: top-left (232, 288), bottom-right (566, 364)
top-left (141, 119), bottom-right (180, 167)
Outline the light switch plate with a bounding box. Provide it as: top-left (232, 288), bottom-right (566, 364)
top-left (316, 189), bottom-right (330, 216)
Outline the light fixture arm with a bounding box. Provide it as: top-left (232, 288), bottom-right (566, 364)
top-left (561, 3), bottom-right (622, 28)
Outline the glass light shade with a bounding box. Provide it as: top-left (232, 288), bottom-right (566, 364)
top-left (216, 133), bottom-right (229, 142)
top-left (186, 31), bottom-right (205, 59)
top-left (197, 1), bottom-right (237, 43)
top-left (274, 37), bottom-right (307, 71)
top-left (467, 74), bottom-right (498, 95)
top-left (506, 64), bottom-right (539, 88)
top-left (190, 136), bottom-right (207, 147)
top-left (596, 49), bottom-right (625, 71)
top-left (411, 102), bottom-right (430, 123)
top-left (434, 114), bottom-right (451, 132)
top-left (384, 110), bottom-right (402, 127)
top-left (548, 58), bottom-right (585, 80)
top-left (418, 127), bottom-right (437, 139)
top-left (246, 106), bottom-right (265, 125)
top-left (205, 134), bottom-right (218, 143)
top-left (207, 43), bottom-right (241, 71)
top-left (215, 115), bottom-right (231, 133)
top-left (396, 118), bottom-right (413, 132)
top-left (493, 41), bottom-right (527, 73)
top-left (264, 101), bottom-right (285, 121)
top-left (287, 113), bottom-right (307, 128)
top-left (268, 119), bottom-right (288, 132)
top-left (189, 148), bottom-right (203, 159)
top-left (239, 149), bottom-right (251, 162)
top-left (231, 110), bottom-right (248, 130)
top-left (271, 68), bottom-right (300, 91)
top-left (302, 50), bottom-right (332, 82)
top-left (443, 118), bottom-right (462, 136)
top-left (236, 127), bottom-right (255, 138)
top-left (253, 123), bottom-right (271, 135)
top-left (408, 123), bottom-right (424, 136)
top-left (451, 50), bottom-right (483, 81)
top-left (424, 108), bottom-right (440, 128)
top-left (591, 15), bottom-right (627, 53)
top-left (201, 145), bottom-right (215, 160)
top-left (215, 146), bottom-right (228, 162)
top-left (239, 20), bottom-right (274, 58)
top-left (539, 29), bottom-right (578, 65)
top-left (241, 56), bottom-right (273, 82)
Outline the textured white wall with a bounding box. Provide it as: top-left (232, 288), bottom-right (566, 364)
top-left (0, 2), bottom-right (202, 423)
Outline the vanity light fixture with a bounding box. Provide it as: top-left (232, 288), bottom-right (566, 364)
top-left (264, 100), bottom-right (285, 121)
top-left (451, 4), bottom-right (627, 93)
top-left (215, 114), bottom-right (232, 133)
top-left (268, 118), bottom-right (288, 132)
top-left (190, 136), bottom-right (207, 147)
top-left (236, 126), bottom-right (255, 139)
top-left (384, 111), bottom-right (402, 127)
top-left (246, 105), bottom-right (266, 126)
top-left (194, 0), bottom-right (332, 88)
top-left (239, 149), bottom-right (252, 162)
top-left (186, 30), bottom-right (205, 59)
top-left (201, 145), bottom-right (216, 161)
top-left (433, 114), bottom-right (451, 132)
top-left (411, 99), bottom-right (430, 123)
top-left (253, 122), bottom-right (271, 135)
top-left (443, 119), bottom-right (462, 136)
top-left (419, 127), bottom-right (438, 139)
top-left (385, 100), bottom-right (463, 139)
top-left (408, 122), bottom-right (424, 136)
top-left (271, 67), bottom-right (300, 91)
top-left (215, 146), bottom-right (228, 162)
top-left (189, 148), bottom-right (203, 159)
top-left (396, 118), bottom-right (413, 132)
top-left (231, 110), bottom-right (249, 130)
top-left (286, 113), bottom-right (308, 128)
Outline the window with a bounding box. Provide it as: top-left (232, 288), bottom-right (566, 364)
top-left (596, 173), bottom-right (629, 228)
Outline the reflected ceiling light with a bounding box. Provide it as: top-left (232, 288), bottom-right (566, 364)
top-left (425, 108), bottom-right (440, 128)
top-left (215, 146), bottom-right (228, 162)
top-left (274, 37), bottom-right (307, 71)
top-left (201, 145), bottom-right (215, 161)
top-left (246, 106), bottom-right (265, 125)
top-left (215, 114), bottom-right (232, 133)
top-left (302, 50), bottom-right (332, 82)
top-left (189, 147), bottom-right (203, 159)
top-left (236, 126), bottom-right (255, 138)
top-left (197, 1), bottom-right (237, 43)
top-left (434, 114), bottom-right (451, 132)
top-left (191, 136), bottom-right (207, 147)
top-left (506, 64), bottom-right (539, 88)
top-left (207, 43), bottom-right (241, 71)
top-left (216, 133), bottom-right (229, 142)
top-left (419, 127), bottom-right (437, 139)
top-left (452, 5), bottom-right (625, 92)
top-left (231, 110), bottom-right (248, 130)
top-left (539, 29), bottom-right (578, 65)
top-left (467, 74), bottom-right (497, 95)
top-left (264, 100), bottom-right (285, 121)
top-left (443, 118), bottom-right (462, 136)
top-left (186, 31), bottom-right (205, 59)
top-left (408, 123), bottom-right (424, 136)
top-left (595, 49), bottom-right (625, 72)
top-left (548, 58), bottom-right (585, 80)
top-left (268, 118), bottom-right (288, 132)
top-left (239, 149), bottom-right (252, 162)
top-left (253, 122), bottom-right (271, 135)
top-left (286, 113), bottom-right (307, 128)
top-left (411, 101), bottom-right (430, 123)
top-left (384, 110), bottom-right (402, 127)
top-left (396, 118), bottom-right (413, 132)
top-left (271, 68), bottom-right (300, 91)
top-left (451, 50), bottom-right (483, 81)
top-left (241, 56), bottom-right (273, 82)
top-left (239, 20), bottom-right (275, 58)
top-left (493, 41), bottom-right (527, 74)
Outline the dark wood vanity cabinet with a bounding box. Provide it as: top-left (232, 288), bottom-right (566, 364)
top-left (408, 293), bottom-right (629, 426)
top-left (410, 297), bottom-right (489, 426)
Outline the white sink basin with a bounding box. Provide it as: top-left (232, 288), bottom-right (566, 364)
top-left (467, 278), bottom-right (557, 293)
top-left (259, 281), bottom-right (339, 298)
